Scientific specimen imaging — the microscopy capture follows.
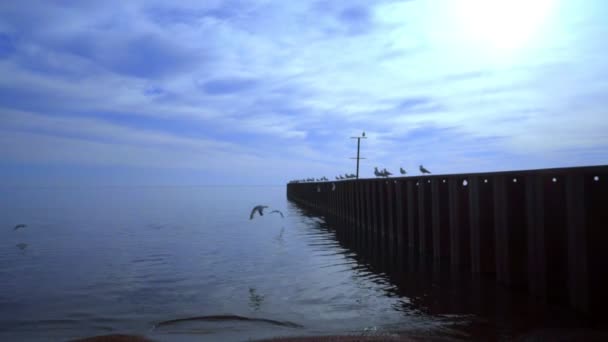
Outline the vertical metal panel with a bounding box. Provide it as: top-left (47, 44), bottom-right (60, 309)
top-left (525, 174), bottom-right (546, 301)
top-left (494, 175), bottom-right (508, 285)
top-left (543, 173), bottom-right (568, 304)
top-left (386, 180), bottom-right (396, 259)
top-left (354, 181), bottom-right (361, 248)
top-left (378, 180), bottom-right (387, 254)
top-left (469, 176), bottom-right (481, 274)
top-left (469, 176), bottom-right (495, 274)
top-left (363, 180), bottom-right (371, 251)
top-left (395, 181), bottom-right (406, 255)
top-left (432, 179), bottom-right (450, 262)
top-left (566, 173), bottom-right (588, 313)
top-left (586, 171), bottom-right (608, 317)
top-left (370, 180), bottom-right (379, 257)
top-left (458, 177), bottom-right (471, 272)
top-left (407, 180), bottom-right (419, 257)
top-left (418, 180), bottom-right (426, 256)
top-left (418, 179), bottom-right (433, 257)
top-left (494, 174), bottom-right (528, 289)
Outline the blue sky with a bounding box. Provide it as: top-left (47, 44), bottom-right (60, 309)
top-left (0, 0), bottom-right (607, 186)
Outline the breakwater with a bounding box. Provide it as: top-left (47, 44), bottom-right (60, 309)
top-left (286, 165), bottom-right (608, 319)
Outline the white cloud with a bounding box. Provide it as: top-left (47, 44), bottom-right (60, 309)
top-left (0, 0), bottom-right (607, 184)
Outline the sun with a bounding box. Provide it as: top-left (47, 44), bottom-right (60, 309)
top-left (452, 0), bottom-right (556, 51)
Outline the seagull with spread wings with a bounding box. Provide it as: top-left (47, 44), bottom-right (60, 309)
top-left (250, 205), bottom-right (284, 220)
top-left (250, 205), bottom-right (269, 220)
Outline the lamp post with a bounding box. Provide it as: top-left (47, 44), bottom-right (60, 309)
top-left (350, 132), bottom-right (366, 179)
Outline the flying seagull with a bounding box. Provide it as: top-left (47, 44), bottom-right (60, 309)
top-left (400, 167), bottom-right (407, 175)
top-left (269, 210), bottom-right (284, 218)
top-left (14, 224), bottom-right (26, 231)
top-left (250, 205), bottom-right (269, 220)
top-left (419, 165), bottom-right (431, 174)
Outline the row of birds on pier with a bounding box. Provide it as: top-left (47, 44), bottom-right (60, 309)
top-left (290, 165), bottom-right (432, 183)
top-left (374, 165), bottom-right (431, 177)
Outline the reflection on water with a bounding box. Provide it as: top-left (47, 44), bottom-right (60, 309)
top-left (249, 288), bottom-right (265, 312)
top-left (0, 186), bottom-right (605, 341)
top-left (293, 203), bottom-right (608, 341)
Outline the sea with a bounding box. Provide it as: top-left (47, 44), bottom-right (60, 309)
top-left (0, 186), bottom-right (604, 341)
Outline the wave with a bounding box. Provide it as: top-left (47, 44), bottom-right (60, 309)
top-left (154, 314), bottom-right (304, 329)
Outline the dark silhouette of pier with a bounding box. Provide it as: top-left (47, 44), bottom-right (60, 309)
top-left (286, 165), bottom-right (608, 321)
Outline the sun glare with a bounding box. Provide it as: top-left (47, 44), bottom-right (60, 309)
top-left (454, 0), bottom-right (555, 51)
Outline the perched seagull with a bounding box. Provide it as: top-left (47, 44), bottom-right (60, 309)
top-left (400, 167), bottom-right (407, 175)
top-left (362, 131), bottom-right (366, 137)
top-left (14, 224), bottom-right (26, 231)
top-left (374, 167), bottom-right (382, 177)
top-left (382, 168), bottom-right (392, 178)
top-left (335, 176), bottom-right (340, 180)
top-left (269, 210), bottom-right (284, 218)
top-left (250, 205), bottom-right (269, 220)
top-left (339, 175), bottom-right (344, 180)
top-left (419, 165), bottom-right (431, 174)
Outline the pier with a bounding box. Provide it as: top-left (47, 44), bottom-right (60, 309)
top-left (287, 165), bottom-right (608, 319)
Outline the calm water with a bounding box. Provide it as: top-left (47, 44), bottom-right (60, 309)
top-left (0, 186), bottom-right (602, 341)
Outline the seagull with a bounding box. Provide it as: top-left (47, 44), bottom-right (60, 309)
top-left (382, 168), bottom-right (392, 178)
top-left (269, 210), bottom-right (284, 218)
top-left (419, 165), bottom-right (431, 174)
top-left (335, 176), bottom-right (339, 180)
top-left (14, 224), bottom-right (26, 231)
top-left (250, 205), bottom-right (269, 220)
top-left (362, 131), bottom-right (366, 137)
top-left (400, 167), bottom-right (406, 175)
top-left (374, 167), bottom-right (382, 177)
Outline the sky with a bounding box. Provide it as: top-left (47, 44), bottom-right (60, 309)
top-left (0, 0), bottom-right (607, 186)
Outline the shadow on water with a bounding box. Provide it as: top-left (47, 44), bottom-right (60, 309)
top-left (289, 201), bottom-right (608, 341)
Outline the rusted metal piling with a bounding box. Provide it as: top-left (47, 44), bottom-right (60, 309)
top-left (286, 165), bottom-right (608, 318)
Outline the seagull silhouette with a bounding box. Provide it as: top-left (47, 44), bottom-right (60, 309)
top-left (400, 167), bottom-right (406, 175)
top-left (382, 168), bottom-right (392, 177)
top-left (419, 165), bottom-right (431, 174)
top-left (269, 210), bottom-right (284, 218)
top-left (374, 167), bottom-right (382, 177)
top-left (14, 224), bottom-right (26, 231)
top-left (250, 205), bottom-right (269, 220)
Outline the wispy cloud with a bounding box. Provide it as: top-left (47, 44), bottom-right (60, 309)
top-left (0, 0), bottom-right (607, 185)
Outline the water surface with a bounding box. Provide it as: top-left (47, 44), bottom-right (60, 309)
top-left (0, 186), bottom-right (602, 341)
